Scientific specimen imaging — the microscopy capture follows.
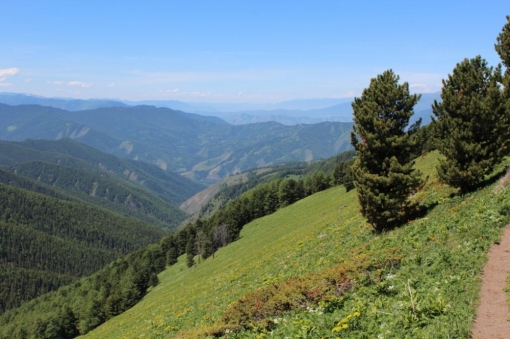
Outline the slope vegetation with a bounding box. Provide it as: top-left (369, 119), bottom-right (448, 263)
top-left (79, 152), bottom-right (510, 338)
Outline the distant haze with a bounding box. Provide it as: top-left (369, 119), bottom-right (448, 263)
top-left (0, 91), bottom-right (440, 126)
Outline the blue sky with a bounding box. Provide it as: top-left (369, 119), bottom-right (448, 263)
top-left (1, 1), bottom-right (509, 103)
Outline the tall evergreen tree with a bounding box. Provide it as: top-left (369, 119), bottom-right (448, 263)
top-left (432, 56), bottom-right (507, 194)
top-left (166, 246), bottom-right (178, 266)
top-left (333, 160), bottom-right (355, 192)
top-left (185, 238), bottom-right (195, 268)
top-left (495, 15), bottom-right (510, 69)
top-left (496, 15), bottom-right (510, 124)
top-left (351, 70), bottom-right (422, 232)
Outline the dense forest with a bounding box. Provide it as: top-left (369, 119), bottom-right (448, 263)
top-left (0, 181), bottom-right (166, 315)
top-left (0, 140), bottom-right (208, 316)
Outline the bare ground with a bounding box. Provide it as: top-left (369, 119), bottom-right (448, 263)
top-left (471, 224), bottom-right (510, 339)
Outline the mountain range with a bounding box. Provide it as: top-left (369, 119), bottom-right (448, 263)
top-left (0, 92), bottom-right (440, 126)
top-left (0, 103), bottom-right (354, 183)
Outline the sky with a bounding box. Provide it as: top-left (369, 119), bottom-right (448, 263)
top-left (1, 1), bottom-right (509, 103)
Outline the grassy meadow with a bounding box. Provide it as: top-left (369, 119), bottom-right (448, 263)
top-left (82, 151), bottom-right (510, 338)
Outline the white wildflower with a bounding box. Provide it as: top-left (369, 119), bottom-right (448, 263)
top-left (385, 273), bottom-right (396, 280)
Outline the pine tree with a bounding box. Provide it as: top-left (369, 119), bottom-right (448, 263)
top-left (333, 160), bottom-right (355, 192)
top-left (351, 69), bottom-right (423, 232)
top-left (185, 238), bottom-right (195, 268)
top-left (496, 15), bottom-right (510, 126)
top-left (495, 15), bottom-right (510, 69)
top-left (166, 246), bottom-right (178, 266)
top-left (432, 56), bottom-right (507, 194)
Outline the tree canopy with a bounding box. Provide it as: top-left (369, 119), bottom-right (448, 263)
top-left (432, 56), bottom-right (507, 194)
top-left (351, 69), bottom-right (423, 232)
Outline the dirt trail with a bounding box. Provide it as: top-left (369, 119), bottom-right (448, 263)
top-left (471, 224), bottom-right (510, 339)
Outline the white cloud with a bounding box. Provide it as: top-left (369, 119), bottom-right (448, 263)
top-left (0, 67), bottom-right (20, 86)
top-left (399, 72), bottom-right (443, 93)
top-left (68, 81), bottom-right (93, 88)
top-left (159, 88), bottom-right (180, 96)
top-left (0, 67), bottom-right (19, 77)
top-left (47, 80), bottom-right (64, 85)
top-left (25, 78), bottom-right (33, 83)
top-left (409, 83), bottom-right (441, 93)
top-left (108, 83), bottom-right (115, 87)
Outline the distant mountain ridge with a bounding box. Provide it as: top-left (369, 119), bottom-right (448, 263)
top-left (0, 92), bottom-right (440, 125)
top-left (0, 92), bottom-right (128, 111)
top-left (0, 103), bottom-right (354, 183)
top-left (213, 92), bottom-right (440, 125)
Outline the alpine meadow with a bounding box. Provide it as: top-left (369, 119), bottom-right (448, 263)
top-left (1, 4), bottom-right (510, 339)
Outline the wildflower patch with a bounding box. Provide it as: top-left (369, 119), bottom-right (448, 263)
top-left (199, 248), bottom-right (401, 336)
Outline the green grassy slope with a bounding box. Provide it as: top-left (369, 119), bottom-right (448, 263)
top-left (81, 151), bottom-right (510, 338)
top-left (83, 184), bottom-right (361, 338)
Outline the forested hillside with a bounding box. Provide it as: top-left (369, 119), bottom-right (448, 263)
top-left (0, 138), bottom-right (205, 205)
top-left (0, 182), bottom-right (166, 314)
top-left (0, 136), bottom-right (207, 314)
top-left (8, 161), bottom-right (186, 231)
